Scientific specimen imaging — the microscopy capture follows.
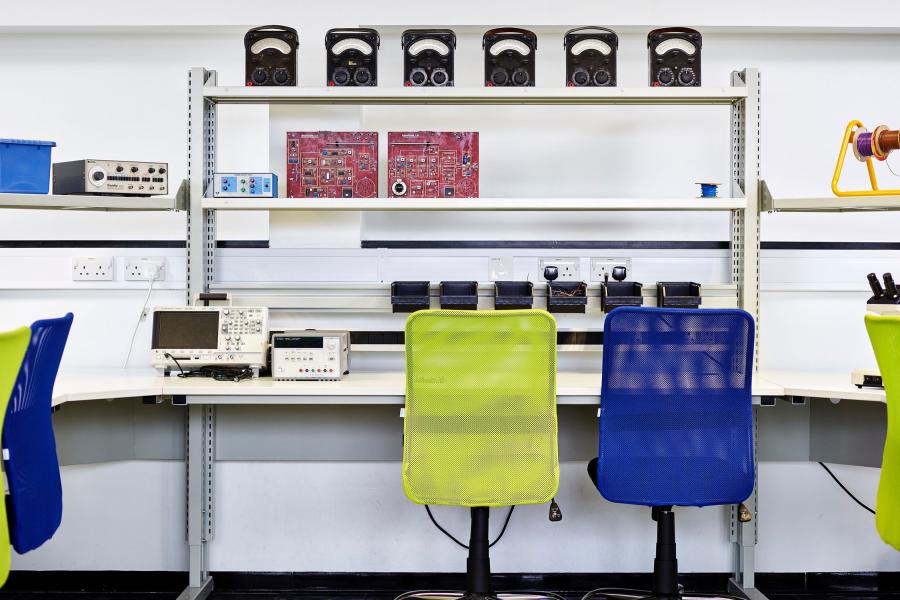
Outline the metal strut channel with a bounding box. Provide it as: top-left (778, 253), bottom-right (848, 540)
top-left (727, 68), bottom-right (767, 600)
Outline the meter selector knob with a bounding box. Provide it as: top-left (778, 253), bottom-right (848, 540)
top-left (593, 69), bottom-right (611, 87)
top-left (570, 68), bottom-right (590, 87)
top-left (273, 68), bottom-right (290, 85)
top-left (656, 67), bottom-right (675, 86)
top-left (332, 67), bottom-right (351, 86)
top-left (251, 68), bottom-right (268, 85)
top-left (677, 67), bottom-right (696, 86)
top-left (409, 68), bottom-right (428, 86)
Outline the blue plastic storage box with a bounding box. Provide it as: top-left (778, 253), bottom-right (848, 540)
top-left (0, 139), bottom-right (57, 194)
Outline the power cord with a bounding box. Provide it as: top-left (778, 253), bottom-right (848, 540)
top-left (164, 353), bottom-right (253, 383)
top-left (424, 505), bottom-right (515, 549)
top-left (123, 273), bottom-right (158, 368)
top-left (819, 461), bottom-right (875, 515)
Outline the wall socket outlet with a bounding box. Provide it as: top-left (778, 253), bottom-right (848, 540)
top-left (125, 257), bottom-right (166, 281)
top-left (539, 258), bottom-right (580, 281)
top-left (590, 257), bottom-right (632, 282)
top-left (72, 256), bottom-right (114, 281)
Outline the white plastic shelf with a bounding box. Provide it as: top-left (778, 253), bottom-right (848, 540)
top-left (202, 197), bottom-right (746, 211)
top-left (0, 193), bottom-right (181, 211)
top-left (203, 86), bottom-right (748, 106)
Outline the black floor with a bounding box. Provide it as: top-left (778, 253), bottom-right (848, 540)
top-left (2, 572), bottom-right (900, 600)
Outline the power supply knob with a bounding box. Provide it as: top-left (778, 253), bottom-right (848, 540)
top-left (678, 67), bottom-right (696, 86)
top-left (656, 67), bottom-right (675, 86)
top-left (148, 167), bottom-right (156, 174)
top-left (91, 170), bottom-right (105, 181)
top-left (130, 166), bottom-right (139, 173)
top-left (158, 167), bottom-right (166, 174)
top-left (116, 165), bottom-right (124, 172)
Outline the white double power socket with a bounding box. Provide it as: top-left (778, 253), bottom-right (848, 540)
top-left (70, 256), bottom-right (166, 281)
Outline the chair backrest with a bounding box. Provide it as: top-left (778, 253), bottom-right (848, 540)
top-left (403, 309), bottom-right (559, 507)
top-left (864, 313), bottom-right (900, 550)
top-left (597, 307), bottom-right (755, 507)
top-left (3, 313), bottom-right (73, 554)
top-left (0, 325), bottom-right (32, 584)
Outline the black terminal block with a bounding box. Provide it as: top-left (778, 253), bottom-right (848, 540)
top-left (495, 281), bottom-right (534, 310)
top-left (657, 281), bottom-right (701, 308)
top-left (440, 281), bottom-right (478, 310)
top-left (601, 281), bottom-right (644, 313)
top-left (548, 281), bottom-right (588, 313)
top-left (391, 281), bottom-right (430, 313)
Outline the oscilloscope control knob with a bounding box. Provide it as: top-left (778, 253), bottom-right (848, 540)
top-left (656, 68), bottom-right (675, 86)
top-left (678, 67), bottom-right (696, 86)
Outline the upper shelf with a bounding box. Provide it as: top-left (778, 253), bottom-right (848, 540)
top-left (760, 180), bottom-right (900, 212)
top-left (0, 193), bottom-right (182, 211)
top-left (203, 86), bottom-right (748, 106)
top-left (202, 197), bottom-right (746, 211)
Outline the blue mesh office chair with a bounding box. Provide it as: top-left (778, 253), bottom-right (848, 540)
top-left (3, 313), bottom-right (73, 553)
top-left (586, 307), bottom-right (755, 600)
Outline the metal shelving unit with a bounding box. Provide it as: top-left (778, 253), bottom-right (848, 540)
top-left (202, 197), bottom-right (747, 211)
top-left (204, 85), bottom-right (748, 105)
top-left (761, 179), bottom-right (900, 212)
top-left (184, 66), bottom-right (763, 600)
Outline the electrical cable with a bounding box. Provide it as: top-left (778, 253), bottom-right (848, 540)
top-left (122, 275), bottom-right (156, 368)
top-left (818, 461), bottom-right (875, 515)
top-left (163, 353), bottom-right (253, 382)
top-left (424, 505), bottom-right (515, 549)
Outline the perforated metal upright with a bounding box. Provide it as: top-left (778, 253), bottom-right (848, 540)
top-left (181, 66), bottom-right (219, 600)
top-left (728, 67), bottom-right (765, 600)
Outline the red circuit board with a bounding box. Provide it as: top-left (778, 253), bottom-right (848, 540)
top-left (388, 131), bottom-right (479, 198)
top-left (286, 131), bottom-right (378, 198)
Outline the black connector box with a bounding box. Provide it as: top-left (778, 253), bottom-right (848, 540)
top-left (656, 281), bottom-right (701, 308)
top-left (495, 281), bottom-right (534, 310)
top-left (601, 281), bottom-right (643, 313)
top-left (548, 281), bottom-right (588, 313)
top-left (391, 281), bottom-right (430, 313)
top-left (440, 281), bottom-right (478, 310)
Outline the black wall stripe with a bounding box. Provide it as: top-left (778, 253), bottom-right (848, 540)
top-left (0, 240), bottom-right (186, 248)
top-left (761, 241), bottom-right (900, 251)
top-left (361, 240), bottom-right (731, 250)
top-left (2, 240), bottom-right (899, 251)
top-left (349, 331), bottom-right (602, 346)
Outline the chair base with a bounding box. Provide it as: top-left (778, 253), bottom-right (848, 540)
top-left (582, 589), bottom-right (747, 600)
top-left (397, 592), bottom-right (566, 600)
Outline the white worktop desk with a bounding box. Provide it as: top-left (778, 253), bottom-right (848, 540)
top-left (762, 370), bottom-right (886, 404)
top-left (52, 368), bottom-right (786, 406)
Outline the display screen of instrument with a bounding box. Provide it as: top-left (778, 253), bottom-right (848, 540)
top-left (152, 311), bottom-right (219, 349)
top-left (274, 336), bottom-right (324, 349)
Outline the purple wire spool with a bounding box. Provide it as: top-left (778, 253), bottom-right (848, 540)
top-left (853, 129), bottom-right (875, 161)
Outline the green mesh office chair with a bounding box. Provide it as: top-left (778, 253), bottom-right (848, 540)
top-left (0, 326), bottom-right (32, 587)
top-left (400, 310), bottom-right (561, 600)
top-left (864, 313), bottom-right (900, 550)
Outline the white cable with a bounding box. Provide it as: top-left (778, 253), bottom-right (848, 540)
top-left (122, 274), bottom-right (156, 368)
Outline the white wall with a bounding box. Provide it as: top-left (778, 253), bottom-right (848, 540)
top-left (3, 0), bottom-right (900, 575)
